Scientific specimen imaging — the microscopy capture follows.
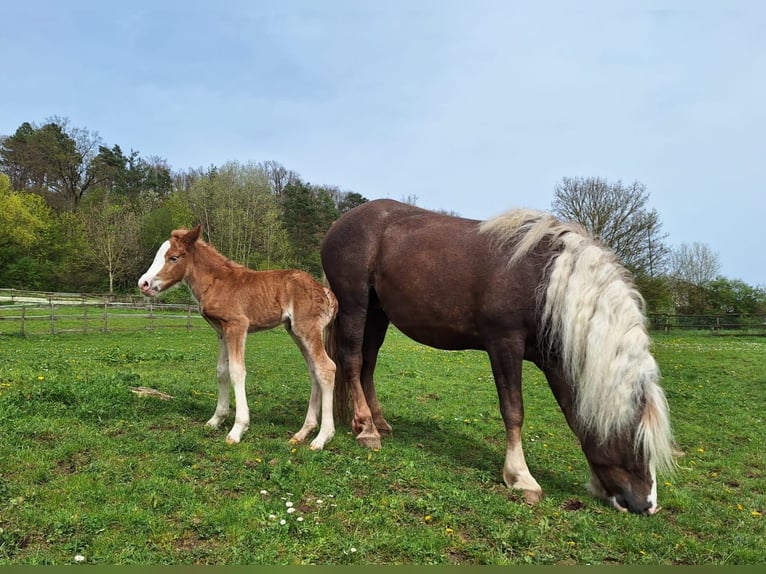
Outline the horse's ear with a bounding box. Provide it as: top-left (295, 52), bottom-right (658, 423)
top-left (183, 224), bottom-right (202, 245)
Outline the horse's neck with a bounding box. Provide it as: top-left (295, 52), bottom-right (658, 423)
top-left (184, 246), bottom-right (229, 302)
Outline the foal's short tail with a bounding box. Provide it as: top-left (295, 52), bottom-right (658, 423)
top-left (322, 278), bottom-right (352, 423)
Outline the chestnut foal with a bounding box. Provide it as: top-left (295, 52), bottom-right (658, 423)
top-left (138, 225), bottom-right (338, 449)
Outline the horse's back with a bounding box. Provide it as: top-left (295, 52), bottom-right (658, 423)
top-left (321, 200), bottom-right (542, 350)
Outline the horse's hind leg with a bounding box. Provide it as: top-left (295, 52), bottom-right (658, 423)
top-left (206, 333), bottom-right (231, 429)
top-left (288, 324), bottom-right (336, 450)
top-left (488, 340), bottom-right (543, 505)
top-left (361, 305), bottom-right (392, 436)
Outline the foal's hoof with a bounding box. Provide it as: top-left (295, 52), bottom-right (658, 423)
top-left (225, 435), bottom-right (240, 445)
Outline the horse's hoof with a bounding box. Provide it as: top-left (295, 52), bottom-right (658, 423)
top-left (522, 489), bottom-right (543, 505)
top-left (225, 435), bottom-right (239, 445)
top-left (376, 422), bottom-right (393, 436)
top-left (289, 437), bottom-right (301, 445)
top-left (357, 434), bottom-right (382, 449)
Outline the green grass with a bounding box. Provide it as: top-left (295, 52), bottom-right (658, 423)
top-left (0, 328), bottom-right (764, 565)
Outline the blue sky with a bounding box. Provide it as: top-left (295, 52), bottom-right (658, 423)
top-left (1, 0), bottom-right (764, 286)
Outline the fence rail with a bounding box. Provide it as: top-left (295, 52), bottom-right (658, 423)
top-left (0, 289), bottom-right (204, 336)
top-left (647, 313), bottom-right (766, 335)
top-left (2, 290), bottom-right (765, 337)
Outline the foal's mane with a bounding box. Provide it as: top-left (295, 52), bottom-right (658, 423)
top-left (172, 229), bottom-right (246, 271)
top-left (479, 209), bottom-right (674, 473)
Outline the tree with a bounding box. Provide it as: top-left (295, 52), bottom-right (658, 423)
top-left (551, 177), bottom-right (668, 277)
top-left (668, 242), bottom-right (720, 286)
top-left (0, 118), bottom-right (103, 210)
top-left (79, 189), bottom-right (142, 293)
top-left (281, 180), bottom-right (339, 276)
top-left (259, 160), bottom-right (299, 198)
top-left (336, 191), bottom-right (368, 214)
top-left (181, 161), bottom-right (290, 269)
top-left (666, 242), bottom-right (721, 315)
top-left (706, 278), bottom-right (766, 315)
top-left (0, 173), bottom-right (51, 249)
top-left (0, 173), bottom-right (55, 289)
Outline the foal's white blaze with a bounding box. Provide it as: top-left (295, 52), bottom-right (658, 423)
top-left (138, 241), bottom-right (170, 295)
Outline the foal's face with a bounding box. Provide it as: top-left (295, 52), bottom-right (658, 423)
top-left (584, 441), bottom-right (658, 515)
top-left (138, 238), bottom-right (189, 296)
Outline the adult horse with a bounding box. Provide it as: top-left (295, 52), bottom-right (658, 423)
top-left (321, 199), bottom-right (674, 514)
top-left (138, 225), bottom-right (338, 450)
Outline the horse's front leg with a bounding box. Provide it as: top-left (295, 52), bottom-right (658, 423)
top-left (488, 342), bottom-right (543, 505)
top-left (224, 325), bottom-right (250, 444)
top-left (206, 333), bottom-right (230, 429)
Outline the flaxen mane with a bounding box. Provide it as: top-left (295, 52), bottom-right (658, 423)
top-left (479, 209), bottom-right (674, 473)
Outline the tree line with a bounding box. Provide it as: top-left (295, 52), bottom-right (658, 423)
top-left (2, 118), bottom-right (764, 316)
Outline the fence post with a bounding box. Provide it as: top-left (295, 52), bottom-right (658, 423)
top-left (49, 295), bottom-right (55, 335)
top-left (103, 300), bottom-right (109, 332)
top-left (21, 305), bottom-right (26, 336)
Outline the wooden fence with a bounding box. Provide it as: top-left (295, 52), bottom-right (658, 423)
top-left (0, 289), bottom-right (204, 336)
top-left (1, 289), bottom-right (765, 337)
top-left (648, 313), bottom-right (766, 335)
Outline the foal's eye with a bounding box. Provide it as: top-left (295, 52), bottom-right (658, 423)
top-left (169, 256), bottom-right (179, 262)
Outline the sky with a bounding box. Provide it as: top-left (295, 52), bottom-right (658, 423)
top-left (1, 0), bottom-right (764, 286)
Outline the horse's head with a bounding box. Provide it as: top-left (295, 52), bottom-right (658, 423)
top-left (138, 225), bottom-right (202, 296)
top-left (581, 432), bottom-right (659, 515)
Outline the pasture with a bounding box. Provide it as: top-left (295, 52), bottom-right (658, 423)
top-left (0, 327), bottom-right (764, 565)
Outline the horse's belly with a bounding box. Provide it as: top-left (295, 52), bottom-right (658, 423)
top-left (377, 291), bottom-right (483, 350)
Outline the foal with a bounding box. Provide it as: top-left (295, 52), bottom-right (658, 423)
top-left (138, 225), bottom-right (338, 450)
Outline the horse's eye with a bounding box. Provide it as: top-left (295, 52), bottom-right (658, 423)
top-left (169, 256), bottom-right (179, 262)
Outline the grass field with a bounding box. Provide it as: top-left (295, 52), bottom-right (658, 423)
top-left (0, 326), bottom-right (764, 565)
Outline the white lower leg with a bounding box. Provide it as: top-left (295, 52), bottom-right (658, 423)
top-left (207, 339), bottom-right (230, 428)
top-left (309, 365), bottom-right (336, 450)
top-left (226, 363), bottom-right (249, 444)
top-left (291, 380), bottom-right (320, 445)
top-left (206, 378), bottom-right (230, 429)
top-left (502, 440), bottom-right (543, 502)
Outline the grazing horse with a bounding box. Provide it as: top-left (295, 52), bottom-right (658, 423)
top-left (138, 225), bottom-right (338, 450)
top-left (321, 199), bottom-right (674, 514)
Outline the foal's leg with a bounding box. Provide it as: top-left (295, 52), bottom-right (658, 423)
top-left (288, 323), bottom-right (336, 450)
top-left (487, 340), bottom-right (543, 504)
top-left (223, 323), bottom-right (250, 444)
top-left (206, 333), bottom-right (231, 429)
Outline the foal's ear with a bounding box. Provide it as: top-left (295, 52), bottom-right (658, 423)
top-left (183, 224), bottom-right (202, 245)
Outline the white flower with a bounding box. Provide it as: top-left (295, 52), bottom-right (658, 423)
top-left (297, 516), bottom-right (304, 522)
top-left (350, 547), bottom-right (357, 553)
top-left (316, 499), bottom-right (323, 504)
top-left (279, 519), bottom-right (286, 525)
top-left (287, 507), bottom-right (296, 514)
top-left (74, 554), bottom-right (86, 563)
top-left (268, 514), bottom-right (277, 520)
top-left (285, 501), bottom-right (293, 508)
top-left (260, 490), bottom-right (268, 495)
